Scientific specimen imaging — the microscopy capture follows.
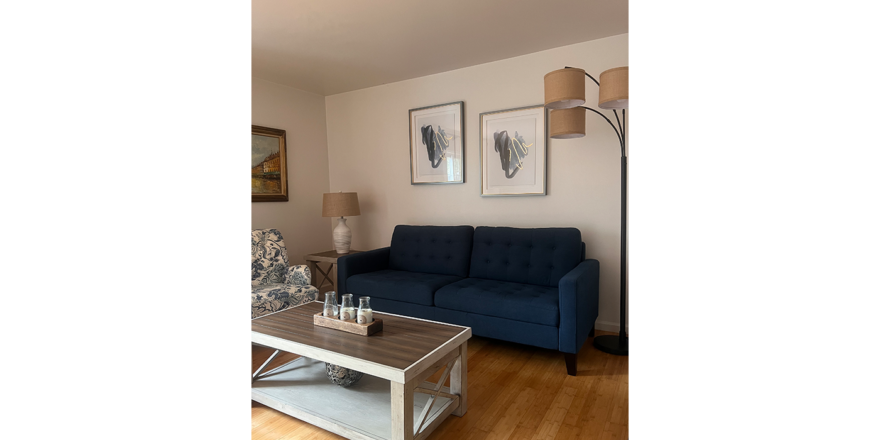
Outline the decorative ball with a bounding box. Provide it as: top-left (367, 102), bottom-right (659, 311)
top-left (325, 363), bottom-right (364, 387)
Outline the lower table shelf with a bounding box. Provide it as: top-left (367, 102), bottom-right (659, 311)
top-left (252, 357), bottom-right (455, 440)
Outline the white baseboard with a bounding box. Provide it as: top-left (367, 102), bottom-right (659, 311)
top-left (594, 320), bottom-right (628, 333)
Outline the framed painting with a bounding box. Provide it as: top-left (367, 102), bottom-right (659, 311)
top-left (480, 105), bottom-right (548, 196)
top-left (409, 101), bottom-right (464, 184)
top-left (252, 125), bottom-right (289, 202)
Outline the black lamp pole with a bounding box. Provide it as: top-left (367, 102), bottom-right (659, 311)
top-left (578, 70), bottom-right (628, 356)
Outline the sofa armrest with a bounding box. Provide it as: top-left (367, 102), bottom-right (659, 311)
top-left (558, 259), bottom-right (600, 354)
top-left (286, 264), bottom-right (312, 287)
top-left (337, 247), bottom-right (391, 294)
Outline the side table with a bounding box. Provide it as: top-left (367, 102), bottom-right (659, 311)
top-left (303, 250), bottom-right (361, 299)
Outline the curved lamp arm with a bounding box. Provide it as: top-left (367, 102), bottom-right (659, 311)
top-left (580, 106), bottom-right (625, 156)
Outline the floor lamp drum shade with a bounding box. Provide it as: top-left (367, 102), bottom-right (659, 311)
top-left (549, 107), bottom-right (586, 139)
top-left (322, 192), bottom-right (360, 254)
top-left (598, 67), bottom-right (628, 109)
top-left (544, 68), bottom-right (586, 109)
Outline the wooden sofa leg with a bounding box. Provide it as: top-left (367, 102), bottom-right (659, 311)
top-left (564, 353), bottom-right (577, 376)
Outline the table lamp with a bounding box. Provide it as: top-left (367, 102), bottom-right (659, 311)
top-left (322, 192), bottom-right (360, 254)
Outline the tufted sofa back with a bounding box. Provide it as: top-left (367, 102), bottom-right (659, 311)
top-left (469, 227), bottom-right (583, 287)
top-left (388, 225), bottom-right (475, 277)
top-left (251, 228), bottom-right (290, 285)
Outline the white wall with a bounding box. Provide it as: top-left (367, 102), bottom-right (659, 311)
top-left (252, 78), bottom-right (332, 264)
top-left (325, 34), bottom-right (629, 331)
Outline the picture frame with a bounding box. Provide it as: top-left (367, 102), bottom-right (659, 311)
top-left (408, 101), bottom-right (464, 184)
top-left (252, 125), bottom-right (289, 202)
top-left (480, 105), bottom-right (548, 196)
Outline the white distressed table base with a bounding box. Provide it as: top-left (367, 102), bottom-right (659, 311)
top-left (253, 355), bottom-right (465, 440)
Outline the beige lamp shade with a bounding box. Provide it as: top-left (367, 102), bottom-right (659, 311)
top-left (598, 67), bottom-right (628, 109)
top-left (322, 192), bottom-right (360, 217)
top-left (544, 68), bottom-right (586, 109)
top-left (549, 107), bottom-right (586, 139)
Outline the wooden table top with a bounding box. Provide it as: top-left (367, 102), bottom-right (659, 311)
top-left (303, 250), bottom-right (362, 263)
top-left (252, 302), bottom-right (469, 371)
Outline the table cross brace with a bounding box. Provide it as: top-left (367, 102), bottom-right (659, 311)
top-left (413, 359), bottom-right (456, 436)
top-left (313, 263), bottom-right (334, 289)
top-left (252, 349), bottom-right (280, 383)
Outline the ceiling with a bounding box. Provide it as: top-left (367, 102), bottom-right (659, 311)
top-left (253, 0), bottom-right (628, 96)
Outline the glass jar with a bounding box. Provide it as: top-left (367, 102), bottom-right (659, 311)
top-left (323, 291), bottom-right (338, 317)
top-left (357, 297), bottom-right (373, 324)
top-left (340, 293), bottom-right (356, 320)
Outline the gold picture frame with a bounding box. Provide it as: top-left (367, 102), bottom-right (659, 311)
top-left (252, 125), bottom-right (289, 202)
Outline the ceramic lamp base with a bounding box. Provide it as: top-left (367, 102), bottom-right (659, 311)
top-left (333, 217), bottom-right (351, 254)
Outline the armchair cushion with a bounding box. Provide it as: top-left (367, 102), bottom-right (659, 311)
top-left (251, 284), bottom-right (319, 319)
top-left (287, 265), bottom-right (312, 287)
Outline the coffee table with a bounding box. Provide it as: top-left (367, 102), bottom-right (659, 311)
top-left (252, 301), bottom-right (471, 440)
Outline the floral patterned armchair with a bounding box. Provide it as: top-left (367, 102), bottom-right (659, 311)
top-left (251, 229), bottom-right (319, 318)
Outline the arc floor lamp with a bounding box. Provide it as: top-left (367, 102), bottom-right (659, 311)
top-left (544, 66), bottom-right (628, 356)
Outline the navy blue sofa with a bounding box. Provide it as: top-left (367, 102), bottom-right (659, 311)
top-left (337, 225), bottom-right (600, 375)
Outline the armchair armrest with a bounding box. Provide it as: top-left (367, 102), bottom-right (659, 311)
top-left (287, 264), bottom-right (312, 287)
top-left (558, 259), bottom-right (600, 354)
top-left (337, 247), bottom-right (391, 294)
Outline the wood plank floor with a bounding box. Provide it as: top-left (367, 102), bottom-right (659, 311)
top-left (252, 331), bottom-right (628, 440)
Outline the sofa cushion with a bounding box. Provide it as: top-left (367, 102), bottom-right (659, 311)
top-left (346, 269), bottom-right (462, 306)
top-left (434, 278), bottom-right (559, 326)
top-left (469, 227), bottom-right (582, 287)
top-left (388, 225), bottom-right (474, 277)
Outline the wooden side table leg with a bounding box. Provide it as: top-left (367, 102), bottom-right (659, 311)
top-left (450, 341), bottom-right (468, 416)
top-left (391, 380), bottom-right (415, 440)
top-left (306, 260), bottom-right (321, 300)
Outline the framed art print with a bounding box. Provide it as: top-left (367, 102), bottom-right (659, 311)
top-left (409, 101), bottom-right (464, 184)
top-left (252, 125), bottom-right (289, 202)
top-left (480, 104), bottom-right (547, 196)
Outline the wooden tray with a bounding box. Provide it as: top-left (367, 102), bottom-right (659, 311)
top-left (313, 312), bottom-right (383, 336)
